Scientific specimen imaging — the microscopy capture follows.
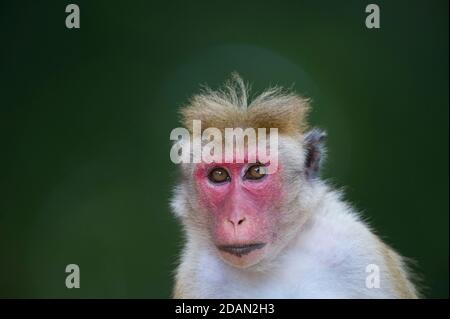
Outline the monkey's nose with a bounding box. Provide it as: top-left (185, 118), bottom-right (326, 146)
top-left (227, 217), bottom-right (246, 227)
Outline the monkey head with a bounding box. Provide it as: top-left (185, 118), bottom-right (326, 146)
top-left (171, 74), bottom-right (326, 269)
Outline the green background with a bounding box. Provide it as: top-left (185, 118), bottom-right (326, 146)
top-left (0, 0), bottom-right (448, 298)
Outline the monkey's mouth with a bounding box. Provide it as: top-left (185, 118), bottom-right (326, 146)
top-left (218, 243), bottom-right (266, 257)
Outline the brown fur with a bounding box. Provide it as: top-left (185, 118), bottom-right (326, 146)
top-left (180, 73), bottom-right (310, 135)
top-left (378, 240), bottom-right (419, 298)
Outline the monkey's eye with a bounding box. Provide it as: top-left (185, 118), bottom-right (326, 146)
top-left (208, 167), bottom-right (230, 183)
top-left (244, 164), bottom-right (267, 180)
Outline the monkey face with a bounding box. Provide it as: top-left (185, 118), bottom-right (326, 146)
top-left (193, 161), bottom-right (284, 268)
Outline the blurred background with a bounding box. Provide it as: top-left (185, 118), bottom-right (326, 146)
top-left (0, 0), bottom-right (448, 298)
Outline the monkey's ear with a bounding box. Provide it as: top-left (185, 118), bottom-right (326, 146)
top-left (303, 128), bottom-right (327, 180)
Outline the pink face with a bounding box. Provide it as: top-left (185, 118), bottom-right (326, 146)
top-left (194, 161), bottom-right (283, 268)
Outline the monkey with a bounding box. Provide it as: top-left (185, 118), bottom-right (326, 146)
top-left (170, 73), bottom-right (418, 299)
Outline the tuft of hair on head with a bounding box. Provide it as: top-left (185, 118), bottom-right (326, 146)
top-left (180, 72), bottom-right (311, 136)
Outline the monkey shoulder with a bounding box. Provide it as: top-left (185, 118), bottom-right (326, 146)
top-left (298, 204), bottom-right (378, 268)
top-left (288, 196), bottom-right (410, 298)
